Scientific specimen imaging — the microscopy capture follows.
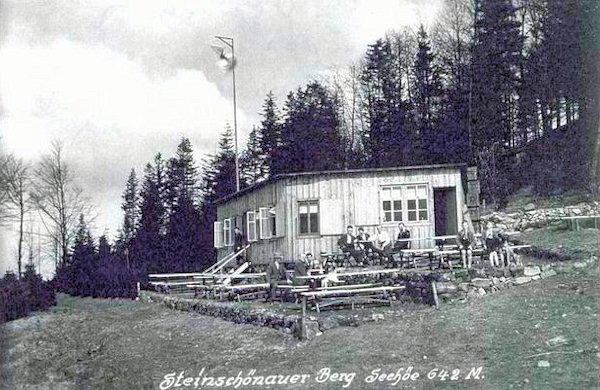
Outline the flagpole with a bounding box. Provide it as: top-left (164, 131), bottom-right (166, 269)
top-left (215, 35), bottom-right (240, 192)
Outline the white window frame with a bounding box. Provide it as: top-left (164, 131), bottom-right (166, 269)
top-left (269, 207), bottom-right (277, 237)
top-left (246, 211), bottom-right (257, 242)
top-left (223, 218), bottom-right (232, 246)
top-left (405, 184), bottom-right (429, 223)
top-left (380, 185), bottom-right (403, 223)
top-left (298, 200), bottom-right (319, 236)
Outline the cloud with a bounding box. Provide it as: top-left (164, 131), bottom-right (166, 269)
top-left (0, 37), bottom-right (245, 232)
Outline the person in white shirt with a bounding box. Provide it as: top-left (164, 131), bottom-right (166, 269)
top-left (370, 225), bottom-right (393, 265)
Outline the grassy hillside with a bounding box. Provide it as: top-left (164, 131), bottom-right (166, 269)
top-left (2, 261), bottom-right (598, 389)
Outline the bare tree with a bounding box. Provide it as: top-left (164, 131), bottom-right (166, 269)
top-left (31, 141), bottom-right (93, 269)
top-left (2, 155), bottom-right (34, 277)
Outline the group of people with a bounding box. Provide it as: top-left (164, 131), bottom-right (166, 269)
top-left (337, 223), bottom-right (411, 267)
top-left (455, 220), bottom-right (519, 269)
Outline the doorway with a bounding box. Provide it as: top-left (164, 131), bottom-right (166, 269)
top-left (434, 187), bottom-right (457, 236)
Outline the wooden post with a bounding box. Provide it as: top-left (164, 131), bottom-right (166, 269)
top-left (136, 282), bottom-right (140, 298)
top-left (432, 281), bottom-right (439, 309)
top-left (301, 296), bottom-right (307, 319)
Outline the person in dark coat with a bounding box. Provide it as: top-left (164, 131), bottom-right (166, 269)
top-left (293, 254), bottom-right (310, 286)
top-left (265, 257), bottom-right (285, 302)
top-left (233, 226), bottom-right (246, 266)
top-left (337, 225), bottom-right (363, 266)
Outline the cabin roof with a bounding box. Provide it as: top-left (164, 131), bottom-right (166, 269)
top-left (213, 163), bottom-right (467, 205)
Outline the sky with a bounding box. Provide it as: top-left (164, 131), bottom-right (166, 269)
top-left (0, 0), bottom-right (441, 276)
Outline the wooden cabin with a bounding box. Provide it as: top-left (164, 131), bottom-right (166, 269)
top-left (213, 164), bottom-right (470, 264)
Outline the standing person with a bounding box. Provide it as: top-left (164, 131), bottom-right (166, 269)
top-left (233, 226), bottom-right (246, 266)
top-left (265, 257), bottom-right (285, 302)
top-left (337, 225), bottom-right (362, 266)
top-left (371, 225), bottom-right (393, 265)
top-left (456, 221), bottom-right (476, 269)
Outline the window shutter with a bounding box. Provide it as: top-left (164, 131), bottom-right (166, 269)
top-left (275, 202), bottom-right (285, 237)
top-left (354, 186), bottom-right (379, 225)
top-left (213, 221), bottom-right (223, 248)
top-left (319, 199), bottom-right (344, 235)
top-left (259, 207), bottom-right (269, 239)
top-left (246, 211), bottom-right (256, 241)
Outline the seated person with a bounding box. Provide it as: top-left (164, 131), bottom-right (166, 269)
top-left (307, 252), bottom-right (324, 274)
top-left (293, 253), bottom-right (310, 285)
top-left (265, 257), bottom-right (286, 302)
top-left (337, 225), bottom-right (363, 267)
top-left (456, 221), bottom-right (476, 269)
top-left (483, 221), bottom-right (503, 267)
top-left (371, 225), bottom-right (394, 265)
top-left (394, 222), bottom-right (411, 249)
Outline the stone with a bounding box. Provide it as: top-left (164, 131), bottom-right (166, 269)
top-left (471, 278), bottom-right (492, 288)
top-left (531, 275), bottom-right (541, 281)
top-left (546, 335), bottom-right (570, 347)
top-left (478, 287), bottom-right (486, 296)
top-left (573, 262), bottom-right (587, 269)
top-left (491, 277), bottom-right (500, 286)
top-left (458, 283), bottom-right (470, 292)
top-left (540, 269), bottom-right (557, 279)
top-left (318, 317), bottom-right (340, 331)
top-left (499, 277), bottom-right (506, 283)
top-left (302, 320), bottom-right (321, 340)
top-left (537, 360), bottom-right (550, 368)
top-left (541, 264), bottom-right (553, 272)
top-left (524, 266), bottom-right (541, 276)
top-left (436, 282), bottom-right (458, 294)
top-left (514, 276), bottom-right (532, 285)
top-left (523, 203), bottom-right (535, 211)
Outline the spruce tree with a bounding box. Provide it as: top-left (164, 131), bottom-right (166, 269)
top-left (120, 168), bottom-right (139, 246)
top-left (258, 92), bottom-right (282, 176)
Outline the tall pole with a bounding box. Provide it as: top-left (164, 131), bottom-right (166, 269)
top-left (215, 35), bottom-right (240, 192)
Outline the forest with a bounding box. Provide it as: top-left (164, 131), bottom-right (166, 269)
top-left (0, 0), bottom-right (598, 305)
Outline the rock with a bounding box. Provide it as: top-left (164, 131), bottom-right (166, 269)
top-left (471, 278), bottom-right (492, 288)
top-left (514, 276), bottom-right (532, 285)
top-left (531, 275), bottom-right (541, 281)
top-left (436, 282), bottom-right (458, 294)
top-left (524, 266), bottom-right (541, 276)
top-left (540, 269), bottom-right (557, 279)
top-left (492, 277), bottom-right (500, 286)
top-left (573, 262), bottom-right (587, 269)
top-left (477, 287), bottom-right (486, 296)
top-left (302, 320), bottom-right (321, 340)
top-left (318, 317), bottom-right (340, 331)
top-left (470, 269), bottom-right (488, 279)
top-left (458, 283), bottom-right (470, 292)
top-left (546, 335), bottom-right (570, 347)
top-left (499, 277), bottom-right (506, 283)
top-left (541, 264), bottom-right (553, 272)
top-left (523, 203), bottom-right (535, 211)
top-left (537, 360), bottom-right (550, 368)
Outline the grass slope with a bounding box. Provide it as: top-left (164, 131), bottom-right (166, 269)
top-left (2, 262), bottom-right (598, 389)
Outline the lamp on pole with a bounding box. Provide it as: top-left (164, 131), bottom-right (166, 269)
top-left (213, 35), bottom-right (240, 192)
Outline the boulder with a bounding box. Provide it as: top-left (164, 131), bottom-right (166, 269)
top-left (540, 269), bottom-right (557, 279)
top-left (302, 319), bottom-right (322, 340)
top-left (514, 276), bottom-right (532, 285)
top-left (471, 278), bottom-right (492, 288)
top-left (524, 266), bottom-right (541, 276)
top-left (477, 287), bottom-right (486, 296)
top-left (523, 203), bottom-right (536, 211)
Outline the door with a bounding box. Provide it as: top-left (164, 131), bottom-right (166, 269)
top-left (434, 187), bottom-right (457, 236)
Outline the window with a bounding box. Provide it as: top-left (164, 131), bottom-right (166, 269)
top-left (223, 219), bottom-right (232, 246)
top-left (269, 207), bottom-right (277, 237)
top-left (381, 186), bottom-right (403, 222)
top-left (299, 201), bottom-right (319, 235)
top-left (246, 211), bottom-right (257, 242)
top-left (406, 185), bottom-right (428, 222)
top-left (258, 208), bottom-right (269, 239)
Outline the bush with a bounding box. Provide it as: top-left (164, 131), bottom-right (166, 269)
top-left (0, 266), bottom-right (56, 324)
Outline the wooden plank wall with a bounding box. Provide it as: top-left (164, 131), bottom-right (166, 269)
top-left (216, 167), bottom-right (466, 263)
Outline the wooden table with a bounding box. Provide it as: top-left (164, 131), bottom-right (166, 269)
top-left (300, 286), bottom-right (405, 314)
top-left (400, 248), bottom-right (439, 269)
top-left (561, 215), bottom-right (600, 231)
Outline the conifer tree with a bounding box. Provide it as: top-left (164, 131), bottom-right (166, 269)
top-left (119, 168), bottom-right (139, 246)
top-left (258, 92), bottom-right (282, 176)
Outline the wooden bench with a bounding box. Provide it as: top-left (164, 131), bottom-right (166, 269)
top-left (300, 285), bottom-right (406, 314)
top-left (560, 215), bottom-right (600, 231)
